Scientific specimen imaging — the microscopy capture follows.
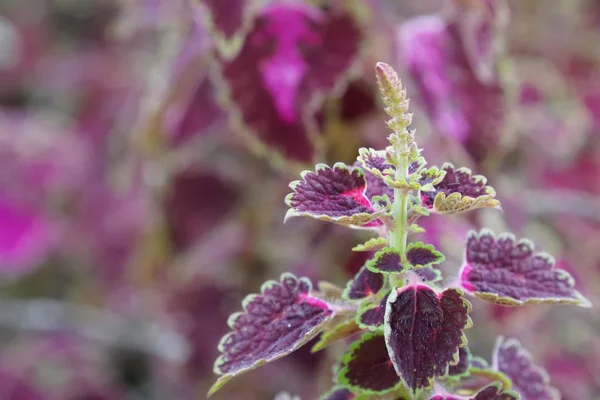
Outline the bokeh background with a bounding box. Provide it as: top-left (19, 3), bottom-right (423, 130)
top-left (1, 0), bottom-right (599, 399)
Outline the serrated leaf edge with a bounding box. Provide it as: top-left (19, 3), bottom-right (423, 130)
top-left (337, 332), bottom-right (405, 396)
top-left (460, 229), bottom-right (592, 308)
top-left (383, 286), bottom-right (473, 391)
top-left (209, 273), bottom-right (334, 396)
top-left (492, 336), bottom-right (560, 400)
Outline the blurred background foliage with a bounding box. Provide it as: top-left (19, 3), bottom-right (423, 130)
top-left (0, 0), bottom-right (599, 399)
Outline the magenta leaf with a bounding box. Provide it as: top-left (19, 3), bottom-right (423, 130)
top-left (343, 265), bottom-right (384, 301)
top-left (0, 197), bottom-right (56, 277)
top-left (209, 273), bottom-right (335, 395)
top-left (285, 163), bottom-right (384, 227)
top-left (407, 242), bottom-right (445, 268)
top-left (217, 2), bottom-right (361, 163)
top-left (459, 230), bottom-right (591, 307)
top-left (357, 292), bottom-right (389, 330)
top-left (399, 13), bottom-right (506, 163)
top-left (384, 285), bottom-right (472, 390)
top-left (493, 337), bottom-right (560, 400)
top-left (338, 333), bottom-right (403, 395)
top-left (196, 0), bottom-right (258, 57)
top-left (366, 248), bottom-right (404, 274)
top-left (320, 387), bottom-right (356, 400)
top-left (421, 164), bottom-right (499, 214)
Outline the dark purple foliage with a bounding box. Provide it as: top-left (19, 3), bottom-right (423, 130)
top-left (459, 230), bottom-right (590, 306)
top-left (494, 337), bottom-right (560, 400)
top-left (218, 2), bottom-right (361, 162)
top-left (406, 242), bottom-right (444, 268)
top-left (285, 164), bottom-right (380, 226)
top-left (197, 0), bottom-right (250, 42)
top-left (472, 383), bottom-right (519, 400)
top-left (344, 265), bottom-right (384, 300)
top-left (421, 164), bottom-right (495, 210)
top-left (214, 273), bottom-right (333, 379)
top-left (448, 346), bottom-right (471, 378)
top-left (358, 292), bottom-right (389, 329)
top-left (385, 285), bottom-right (471, 390)
top-left (339, 333), bottom-right (401, 393)
top-left (366, 248), bottom-right (404, 274)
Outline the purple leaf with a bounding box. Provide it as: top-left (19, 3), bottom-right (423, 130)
top-left (343, 265), bottom-right (384, 301)
top-left (384, 285), bottom-right (472, 390)
top-left (493, 337), bottom-right (560, 400)
top-left (357, 292), bottom-right (389, 330)
top-left (209, 273), bottom-right (335, 395)
top-left (218, 2), bottom-right (361, 163)
top-left (472, 383), bottom-right (519, 400)
top-left (320, 387), bottom-right (356, 400)
top-left (338, 333), bottom-right (403, 394)
top-left (196, 0), bottom-right (258, 57)
top-left (285, 163), bottom-right (383, 227)
top-left (448, 345), bottom-right (471, 379)
top-left (459, 230), bottom-right (591, 307)
top-left (407, 242), bottom-right (445, 268)
top-left (421, 164), bottom-right (500, 214)
top-left (0, 197), bottom-right (56, 277)
top-left (357, 148), bottom-right (395, 179)
top-left (366, 248), bottom-right (405, 274)
top-left (398, 13), bottom-right (506, 163)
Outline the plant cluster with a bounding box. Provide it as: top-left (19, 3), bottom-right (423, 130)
top-left (209, 63), bottom-right (591, 400)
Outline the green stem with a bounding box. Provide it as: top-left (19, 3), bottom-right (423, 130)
top-left (389, 135), bottom-right (410, 261)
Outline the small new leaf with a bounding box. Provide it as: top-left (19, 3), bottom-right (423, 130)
top-left (494, 337), bottom-right (560, 400)
top-left (209, 273), bottom-right (334, 396)
top-left (459, 230), bottom-right (591, 307)
top-left (352, 237), bottom-right (388, 252)
top-left (366, 248), bottom-right (406, 274)
top-left (357, 147), bottom-right (395, 179)
top-left (421, 164), bottom-right (500, 214)
top-left (407, 242), bottom-right (445, 269)
top-left (343, 266), bottom-right (384, 301)
top-left (338, 333), bottom-right (403, 395)
top-left (384, 285), bottom-right (472, 391)
top-left (357, 292), bottom-right (390, 330)
top-left (285, 163), bottom-right (384, 227)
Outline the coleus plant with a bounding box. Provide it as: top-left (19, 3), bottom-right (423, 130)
top-left (208, 63), bottom-right (591, 399)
